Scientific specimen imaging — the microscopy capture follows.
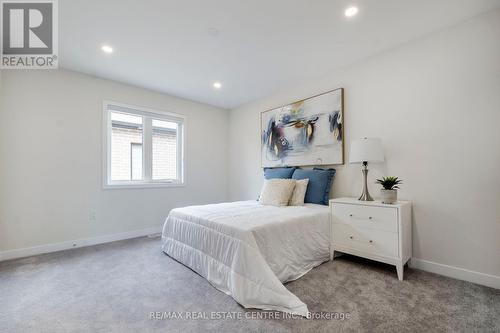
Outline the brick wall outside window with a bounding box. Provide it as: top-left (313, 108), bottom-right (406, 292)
top-left (111, 127), bottom-right (142, 180)
top-left (111, 127), bottom-right (177, 180)
top-left (153, 131), bottom-right (177, 180)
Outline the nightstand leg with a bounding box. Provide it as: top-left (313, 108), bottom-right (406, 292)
top-left (396, 264), bottom-right (404, 281)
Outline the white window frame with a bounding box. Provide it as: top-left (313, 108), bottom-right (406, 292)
top-left (102, 101), bottom-right (186, 189)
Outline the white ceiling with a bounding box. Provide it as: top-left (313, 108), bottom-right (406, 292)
top-left (60, 0), bottom-right (500, 109)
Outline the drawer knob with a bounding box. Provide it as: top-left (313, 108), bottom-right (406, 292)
top-left (369, 240), bottom-right (373, 243)
top-left (349, 236), bottom-right (353, 239)
top-left (349, 214), bottom-right (353, 217)
top-left (369, 216), bottom-right (373, 220)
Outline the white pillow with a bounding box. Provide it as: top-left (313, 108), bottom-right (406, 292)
top-left (289, 179), bottom-right (309, 206)
top-left (259, 179), bottom-right (296, 206)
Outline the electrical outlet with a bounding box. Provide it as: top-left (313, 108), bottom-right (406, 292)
top-left (89, 211), bottom-right (96, 221)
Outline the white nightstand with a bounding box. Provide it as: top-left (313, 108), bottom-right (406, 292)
top-left (329, 197), bottom-right (412, 280)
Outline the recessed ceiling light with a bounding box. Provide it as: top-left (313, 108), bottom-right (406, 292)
top-left (345, 6), bottom-right (358, 17)
top-left (101, 45), bottom-right (114, 54)
top-left (213, 82), bottom-right (222, 89)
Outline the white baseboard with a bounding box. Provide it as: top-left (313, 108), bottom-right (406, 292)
top-left (0, 226), bottom-right (162, 262)
top-left (409, 258), bottom-right (500, 290)
top-left (2, 233), bottom-right (498, 290)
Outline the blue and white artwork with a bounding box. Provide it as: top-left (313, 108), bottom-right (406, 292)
top-left (261, 88), bottom-right (343, 167)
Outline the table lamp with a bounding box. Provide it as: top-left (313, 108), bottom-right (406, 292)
top-left (349, 138), bottom-right (384, 201)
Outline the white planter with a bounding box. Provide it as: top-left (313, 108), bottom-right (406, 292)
top-left (381, 189), bottom-right (397, 204)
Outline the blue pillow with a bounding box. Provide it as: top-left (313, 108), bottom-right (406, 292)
top-left (292, 168), bottom-right (336, 205)
top-left (263, 167), bottom-right (296, 179)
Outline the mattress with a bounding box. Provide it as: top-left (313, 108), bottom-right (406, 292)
top-left (161, 200), bottom-right (331, 316)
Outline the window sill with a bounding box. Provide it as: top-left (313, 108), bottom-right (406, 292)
top-left (103, 182), bottom-right (186, 190)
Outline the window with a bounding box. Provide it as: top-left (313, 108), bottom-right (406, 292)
top-left (103, 101), bottom-right (185, 188)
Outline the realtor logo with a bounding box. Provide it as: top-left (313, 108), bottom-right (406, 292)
top-left (1, 0), bottom-right (58, 68)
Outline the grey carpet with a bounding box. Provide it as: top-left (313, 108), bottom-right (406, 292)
top-left (1, 237), bottom-right (499, 333)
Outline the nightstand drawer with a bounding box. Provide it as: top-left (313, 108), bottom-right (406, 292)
top-left (332, 223), bottom-right (399, 258)
top-left (332, 203), bottom-right (398, 233)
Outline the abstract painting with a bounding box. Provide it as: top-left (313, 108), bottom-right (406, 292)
top-left (261, 88), bottom-right (344, 167)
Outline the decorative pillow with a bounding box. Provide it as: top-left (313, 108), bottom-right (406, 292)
top-left (259, 179), bottom-right (296, 206)
top-left (289, 179), bottom-right (309, 206)
top-left (263, 167), bottom-right (296, 179)
top-left (292, 168), bottom-right (336, 205)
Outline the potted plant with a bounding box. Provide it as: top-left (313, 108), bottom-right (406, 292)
top-left (376, 176), bottom-right (402, 204)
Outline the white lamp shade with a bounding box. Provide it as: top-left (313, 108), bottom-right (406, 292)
top-left (349, 138), bottom-right (384, 163)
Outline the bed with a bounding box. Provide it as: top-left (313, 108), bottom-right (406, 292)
top-left (161, 200), bottom-right (331, 316)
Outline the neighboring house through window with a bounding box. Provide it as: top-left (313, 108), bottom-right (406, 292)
top-left (103, 101), bottom-right (185, 188)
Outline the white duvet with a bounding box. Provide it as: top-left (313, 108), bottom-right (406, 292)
top-left (161, 200), bottom-right (330, 316)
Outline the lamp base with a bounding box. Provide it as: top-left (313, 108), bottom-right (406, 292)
top-left (358, 162), bottom-right (374, 201)
top-left (358, 189), bottom-right (374, 201)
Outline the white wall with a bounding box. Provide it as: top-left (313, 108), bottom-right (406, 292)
top-left (0, 69), bottom-right (229, 253)
top-left (229, 11), bottom-right (500, 278)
